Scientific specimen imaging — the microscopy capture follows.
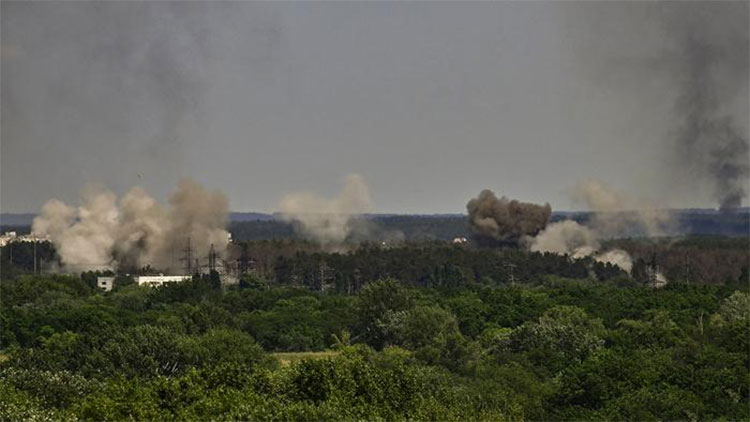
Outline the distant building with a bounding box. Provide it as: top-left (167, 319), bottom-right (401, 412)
top-left (0, 231), bottom-right (50, 247)
top-left (452, 237), bottom-right (468, 244)
top-left (96, 275), bottom-right (190, 291)
top-left (134, 275), bottom-right (190, 288)
top-left (97, 277), bottom-right (115, 292)
top-left (0, 232), bottom-right (17, 247)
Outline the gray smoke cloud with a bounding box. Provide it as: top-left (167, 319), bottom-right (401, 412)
top-left (2, 2), bottom-right (283, 208)
top-left (466, 190), bottom-right (551, 247)
top-left (570, 180), bottom-right (673, 238)
top-left (32, 180), bottom-right (229, 272)
top-left (278, 174), bottom-right (374, 246)
top-left (672, 26), bottom-right (749, 211)
top-left (567, 2), bottom-right (749, 210)
top-left (34, 188), bottom-right (120, 270)
top-left (528, 180), bottom-right (675, 273)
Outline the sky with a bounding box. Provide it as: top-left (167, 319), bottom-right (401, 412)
top-left (1, 1), bottom-right (748, 214)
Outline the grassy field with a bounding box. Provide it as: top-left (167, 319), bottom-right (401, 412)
top-left (271, 351), bottom-right (341, 367)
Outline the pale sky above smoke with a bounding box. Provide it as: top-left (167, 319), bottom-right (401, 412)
top-left (2, 1), bottom-right (748, 213)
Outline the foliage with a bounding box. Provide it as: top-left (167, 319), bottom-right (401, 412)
top-left (0, 236), bottom-right (748, 421)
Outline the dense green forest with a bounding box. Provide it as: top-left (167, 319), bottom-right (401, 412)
top-left (1, 236), bottom-right (748, 420)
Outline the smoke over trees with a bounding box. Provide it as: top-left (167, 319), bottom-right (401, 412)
top-left (468, 182), bottom-right (670, 273)
top-left (32, 180), bottom-right (229, 272)
top-left (527, 180), bottom-right (674, 273)
top-left (466, 190), bottom-right (551, 247)
top-left (563, 2), bottom-right (749, 210)
top-left (278, 174), bottom-right (374, 246)
top-left (528, 220), bottom-right (633, 273)
top-left (570, 180), bottom-right (673, 238)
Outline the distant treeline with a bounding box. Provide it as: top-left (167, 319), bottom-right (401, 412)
top-left (228, 211), bottom-right (749, 242)
top-left (1, 236), bottom-right (747, 288)
top-left (3, 209), bottom-right (748, 241)
top-left (229, 215), bottom-right (469, 242)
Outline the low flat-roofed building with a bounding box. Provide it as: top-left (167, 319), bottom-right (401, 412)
top-left (135, 275), bottom-right (190, 288)
top-left (97, 277), bottom-right (115, 292)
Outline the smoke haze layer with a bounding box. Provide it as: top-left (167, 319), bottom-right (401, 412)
top-left (4, 3), bottom-right (747, 213)
top-left (32, 180), bottom-right (229, 272)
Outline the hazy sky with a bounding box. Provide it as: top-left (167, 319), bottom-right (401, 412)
top-left (2, 1), bottom-right (748, 214)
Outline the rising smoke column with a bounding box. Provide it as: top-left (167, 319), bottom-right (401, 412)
top-left (672, 29), bottom-right (749, 211)
top-left (114, 187), bottom-right (168, 269)
top-left (650, 3), bottom-right (750, 210)
top-left (160, 179), bottom-right (230, 268)
top-left (32, 180), bottom-right (229, 272)
top-left (278, 174), bottom-right (373, 245)
top-left (33, 188), bottom-right (121, 270)
top-left (560, 2), bottom-right (748, 211)
top-left (466, 190), bottom-right (551, 247)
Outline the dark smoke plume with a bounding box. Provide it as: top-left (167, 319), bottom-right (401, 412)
top-left (674, 33), bottom-right (749, 211)
top-left (466, 190), bottom-right (551, 247)
top-left (561, 2), bottom-right (747, 210)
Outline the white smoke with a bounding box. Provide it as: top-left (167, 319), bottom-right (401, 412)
top-left (33, 199), bottom-right (75, 240)
top-left (570, 180), bottom-right (673, 237)
top-left (592, 248), bottom-right (633, 274)
top-left (278, 173), bottom-right (373, 245)
top-left (32, 180), bottom-right (229, 272)
top-left (58, 188), bottom-right (119, 269)
top-left (525, 180), bottom-right (671, 273)
top-left (527, 219), bottom-right (633, 272)
top-left (528, 220), bottom-right (599, 258)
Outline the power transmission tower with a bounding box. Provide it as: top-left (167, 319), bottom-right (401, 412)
top-left (237, 243), bottom-right (250, 275)
top-left (180, 237), bottom-right (193, 275)
top-left (506, 262), bottom-right (516, 286)
top-left (646, 253), bottom-right (659, 288)
top-left (208, 243), bottom-right (217, 273)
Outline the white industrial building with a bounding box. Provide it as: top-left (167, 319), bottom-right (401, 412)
top-left (134, 275), bottom-right (190, 287)
top-left (97, 275), bottom-right (190, 291)
top-left (0, 231), bottom-right (50, 247)
top-left (97, 277), bottom-right (115, 292)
